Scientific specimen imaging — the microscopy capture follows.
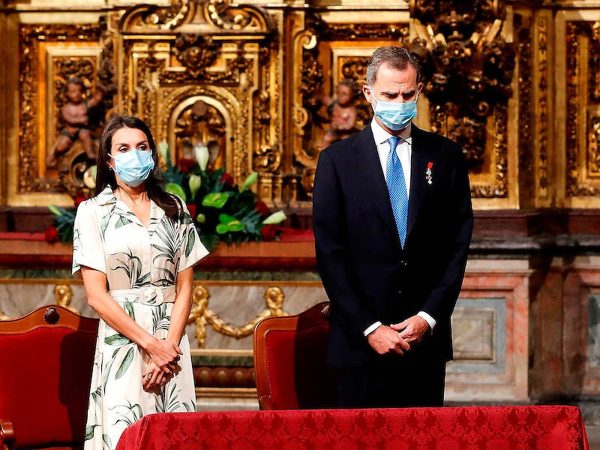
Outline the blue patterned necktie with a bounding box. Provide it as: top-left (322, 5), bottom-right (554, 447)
top-left (386, 136), bottom-right (408, 247)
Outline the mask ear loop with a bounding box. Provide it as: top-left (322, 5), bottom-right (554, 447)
top-left (367, 86), bottom-right (379, 111)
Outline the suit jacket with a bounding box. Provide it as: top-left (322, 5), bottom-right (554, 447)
top-left (313, 123), bottom-right (473, 368)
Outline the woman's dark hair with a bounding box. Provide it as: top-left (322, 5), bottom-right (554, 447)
top-left (95, 115), bottom-right (183, 221)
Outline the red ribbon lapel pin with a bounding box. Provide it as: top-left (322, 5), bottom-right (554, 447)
top-left (426, 161), bottom-right (433, 185)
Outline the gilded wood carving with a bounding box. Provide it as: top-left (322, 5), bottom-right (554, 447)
top-left (188, 284), bottom-right (286, 347)
top-left (118, 0), bottom-right (281, 204)
top-left (5, 0), bottom-right (599, 210)
top-left (289, 12), bottom-right (409, 201)
top-left (408, 0), bottom-right (515, 201)
top-left (566, 21), bottom-right (600, 199)
top-left (17, 24), bottom-right (105, 200)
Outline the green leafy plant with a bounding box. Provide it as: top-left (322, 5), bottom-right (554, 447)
top-left (159, 143), bottom-right (286, 250)
top-left (47, 205), bottom-right (76, 243)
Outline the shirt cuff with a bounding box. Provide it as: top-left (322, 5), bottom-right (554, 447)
top-left (417, 311), bottom-right (436, 330)
top-left (363, 321), bottom-right (383, 337)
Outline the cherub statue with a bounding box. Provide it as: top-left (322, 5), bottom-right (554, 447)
top-left (46, 77), bottom-right (104, 167)
top-left (319, 79), bottom-right (359, 150)
top-left (176, 100), bottom-right (226, 171)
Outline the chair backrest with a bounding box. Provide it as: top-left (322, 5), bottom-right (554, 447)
top-left (0, 305), bottom-right (98, 449)
top-left (253, 302), bottom-right (337, 409)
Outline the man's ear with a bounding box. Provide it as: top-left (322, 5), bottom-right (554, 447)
top-left (362, 85), bottom-right (372, 103)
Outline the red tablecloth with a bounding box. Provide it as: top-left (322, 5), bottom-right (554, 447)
top-left (116, 405), bottom-right (589, 450)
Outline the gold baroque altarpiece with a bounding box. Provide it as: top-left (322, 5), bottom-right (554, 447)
top-left (560, 14), bottom-right (600, 207)
top-left (1, 0), bottom-right (599, 210)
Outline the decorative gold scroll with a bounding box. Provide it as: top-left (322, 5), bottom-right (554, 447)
top-left (188, 284), bottom-right (287, 347)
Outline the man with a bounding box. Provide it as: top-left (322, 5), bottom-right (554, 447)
top-left (313, 46), bottom-right (473, 408)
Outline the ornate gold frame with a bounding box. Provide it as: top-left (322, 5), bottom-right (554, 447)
top-left (7, 22), bottom-right (102, 206)
top-left (556, 10), bottom-right (600, 208)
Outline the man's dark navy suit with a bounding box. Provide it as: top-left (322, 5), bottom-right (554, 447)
top-left (313, 123), bottom-right (473, 406)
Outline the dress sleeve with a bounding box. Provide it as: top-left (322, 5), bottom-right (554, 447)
top-left (178, 203), bottom-right (209, 272)
top-left (72, 201), bottom-right (106, 277)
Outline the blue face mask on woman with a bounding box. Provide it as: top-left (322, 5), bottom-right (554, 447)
top-left (110, 149), bottom-right (155, 187)
top-left (371, 91), bottom-right (418, 131)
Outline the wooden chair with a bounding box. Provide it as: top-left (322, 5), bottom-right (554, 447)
top-left (0, 305), bottom-right (98, 450)
top-left (253, 302), bottom-right (337, 409)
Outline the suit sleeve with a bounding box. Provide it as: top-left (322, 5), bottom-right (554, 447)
top-left (313, 150), bottom-right (378, 337)
top-left (421, 145), bottom-right (473, 323)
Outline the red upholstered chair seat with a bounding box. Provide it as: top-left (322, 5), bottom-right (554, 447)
top-left (254, 302), bottom-right (337, 409)
top-left (0, 305), bottom-right (98, 449)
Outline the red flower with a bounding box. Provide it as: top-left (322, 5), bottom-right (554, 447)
top-left (255, 201), bottom-right (270, 217)
top-left (178, 157), bottom-right (197, 174)
top-left (427, 161), bottom-right (434, 170)
top-left (44, 226), bottom-right (59, 243)
top-left (220, 172), bottom-right (235, 187)
top-left (74, 194), bottom-right (86, 208)
top-left (260, 224), bottom-right (277, 241)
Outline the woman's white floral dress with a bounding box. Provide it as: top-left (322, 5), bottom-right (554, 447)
top-left (72, 186), bottom-right (208, 450)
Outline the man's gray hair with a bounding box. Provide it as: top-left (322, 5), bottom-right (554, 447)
top-left (366, 46), bottom-right (421, 85)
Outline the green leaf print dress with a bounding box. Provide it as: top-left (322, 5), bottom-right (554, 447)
top-left (72, 187), bottom-right (208, 450)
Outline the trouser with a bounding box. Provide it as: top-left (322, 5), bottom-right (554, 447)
top-left (336, 348), bottom-right (447, 408)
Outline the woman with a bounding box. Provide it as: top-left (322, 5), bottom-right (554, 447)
top-left (72, 115), bottom-right (208, 449)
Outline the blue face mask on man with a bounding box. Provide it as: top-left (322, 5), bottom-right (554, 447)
top-left (110, 149), bottom-right (155, 187)
top-left (370, 90), bottom-right (418, 131)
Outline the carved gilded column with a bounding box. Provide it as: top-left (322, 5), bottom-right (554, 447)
top-left (515, 8), bottom-right (535, 209)
top-left (513, 1), bottom-right (552, 209)
top-left (0, 8), bottom-right (7, 205)
top-left (532, 8), bottom-right (554, 207)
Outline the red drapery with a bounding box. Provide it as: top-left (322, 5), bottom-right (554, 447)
top-left (116, 405), bottom-right (589, 450)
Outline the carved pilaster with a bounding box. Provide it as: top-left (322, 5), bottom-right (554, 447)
top-left (565, 20), bottom-right (600, 199)
top-left (516, 11), bottom-right (535, 208)
top-left (535, 14), bottom-right (551, 203)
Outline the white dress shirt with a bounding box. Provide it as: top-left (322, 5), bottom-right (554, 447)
top-left (363, 119), bottom-right (436, 337)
